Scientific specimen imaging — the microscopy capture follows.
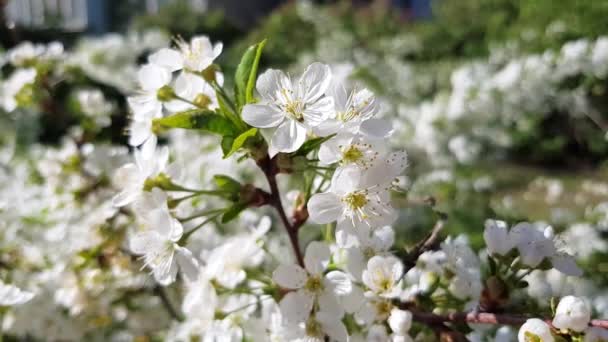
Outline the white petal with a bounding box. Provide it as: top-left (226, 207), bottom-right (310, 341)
top-left (335, 220), bottom-right (360, 249)
top-left (341, 285), bottom-right (365, 314)
top-left (242, 104), bottom-right (284, 128)
top-left (327, 82), bottom-right (348, 111)
top-left (272, 264), bottom-right (307, 289)
top-left (307, 192), bottom-right (343, 224)
top-left (302, 96), bottom-right (333, 127)
top-left (149, 48), bottom-right (183, 72)
top-left (111, 187), bottom-right (140, 207)
top-left (129, 231), bottom-right (162, 255)
top-left (304, 241), bottom-right (330, 275)
top-left (128, 118), bottom-right (153, 147)
top-left (138, 63), bottom-right (171, 91)
top-left (155, 260), bottom-right (178, 286)
top-left (168, 218), bottom-right (184, 242)
top-left (318, 288), bottom-right (345, 318)
top-left (175, 246), bottom-right (200, 283)
top-left (314, 119), bottom-right (342, 137)
top-left (331, 165), bottom-right (362, 195)
top-left (270, 119), bottom-right (307, 154)
top-left (299, 62), bottom-right (332, 102)
top-left (213, 42), bottom-right (223, 59)
top-left (346, 248), bottom-right (366, 281)
top-left (256, 69), bottom-right (286, 99)
top-left (279, 290), bottom-right (313, 323)
top-left (317, 311), bottom-right (349, 342)
top-left (0, 283), bottom-right (34, 306)
top-left (325, 271), bottom-right (352, 295)
top-left (551, 254), bottom-right (583, 277)
top-left (360, 118), bottom-right (394, 139)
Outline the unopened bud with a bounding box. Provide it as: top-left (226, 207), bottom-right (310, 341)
top-left (201, 65), bottom-right (219, 83)
top-left (193, 93), bottom-right (212, 109)
top-left (156, 85), bottom-right (176, 102)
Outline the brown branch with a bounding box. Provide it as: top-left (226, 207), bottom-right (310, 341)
top-left (408, 309), bottom-right (608, 330)
top-left (403, 217), bottom-right (446, 269)
top-left (257, 155), bottom-right (305, 267)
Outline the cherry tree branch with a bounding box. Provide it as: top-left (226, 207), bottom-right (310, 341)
top-left (257, 155), bottom-right (305, 267)
top-left (406, 308), bottom-right (608, 330)
top-left (403, 216), bottom-right (446, 269)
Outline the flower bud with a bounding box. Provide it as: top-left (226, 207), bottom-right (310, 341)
top-left (156, 85), bottom-right (176, 102)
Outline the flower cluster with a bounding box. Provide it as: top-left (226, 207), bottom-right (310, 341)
top-left (0, 30), bottom-right (607, 341)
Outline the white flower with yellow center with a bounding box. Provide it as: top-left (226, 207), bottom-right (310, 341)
top-left (272, 242), bottom-right (351, 324)
top-left (175, 36), bottom-right (222, 72)
top-left (318, 134), bottom-right (384, 170)
top-left (308, 166), bottom-right (399, 230)
top-left (362, 255), bottom-right (403, 298)
top-left (242, 63), bottom-right (333, 156)
top-left (315, 83), bottom-right (392, 139)
top-left (129, 189), bottom-right (200, 285)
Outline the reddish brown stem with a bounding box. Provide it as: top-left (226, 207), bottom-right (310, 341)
top-left (409, 309), bottom-right (608, 329)
top-left (258, 155), bottom-right (305, 267)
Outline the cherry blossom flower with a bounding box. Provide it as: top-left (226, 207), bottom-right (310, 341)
top-left (272, 241), bottom-right (351, 323)
top-left (553, 296), bottom-right (591, 332)
top-left (242, 63), bottom-right (333, 155)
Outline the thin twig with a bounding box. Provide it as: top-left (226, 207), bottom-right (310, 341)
top-left (403, 217), bottom-right (446, 269)
top-left (153, 285), bottom-right (184, 322)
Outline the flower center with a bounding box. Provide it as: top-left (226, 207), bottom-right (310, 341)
top-left (284, 99), bottom-right (304, 121)
top-left (375, 299), bottom-right (393, 320)
top-left (342, 145), bottom-right (364, 164)
top-left (305, 317), bottom-right (324, 338)
top-left (363, 247), bottom-right (376, 259)
top-left (337, 108), bottom-right (357, 122)
top-left (304, 275), bottom-right (324, 293)
top-left (342, 192), bottom-right (368, 212)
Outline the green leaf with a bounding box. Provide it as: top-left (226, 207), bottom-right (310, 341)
top-left (221, 135), bottom-right (235, 155)
top-left (216, 89), bottom-right (235, 119)
top-left (234, 39), bottom-right (267, 110)
top-left (224, 127), bottom-right (258, 158)
top-left (221, 202), bottom-right (248, 223)
top-left (213, 175), bottom-right (241, 194)
top-left (293, 134), bottom-right (336, 156)
top-left (154, 109), bottom-right (238, 136)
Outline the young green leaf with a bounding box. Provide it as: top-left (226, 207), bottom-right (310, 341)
top-left (213, 175), bottom-right (242, 194)
top-left (221, 202), bottom-right (248, 223)
top-left (224, 127), bottom-right (258, 158)
top-left (153, 109), bottom-right (239, 136)
top-left (293, 134), bottom-right (336, 156)
top-left (234, 39), bottom-right (267, 111)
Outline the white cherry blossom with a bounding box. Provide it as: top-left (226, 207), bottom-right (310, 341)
top-left (129, 188), bottom-right (199, 285)
top-left (308, 166), bottom-right (398, 230)
top-left (362, 255), bottom-right (403, 298)
top-left (553, 296), bottom-right (591, 332)
top-left (518, 318), bottom-right (554, 342)
top-left (112, 137), bottom-right (170, 207)
top-left (242, 62), bottom-right (333, 155)
top-left (0, 281), bottom-right (35, 306)
top-left (272, 241), bottom-right (351, 323)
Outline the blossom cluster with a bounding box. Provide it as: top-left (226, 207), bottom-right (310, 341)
top-left (0, 30), bottom-right (607, 341)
